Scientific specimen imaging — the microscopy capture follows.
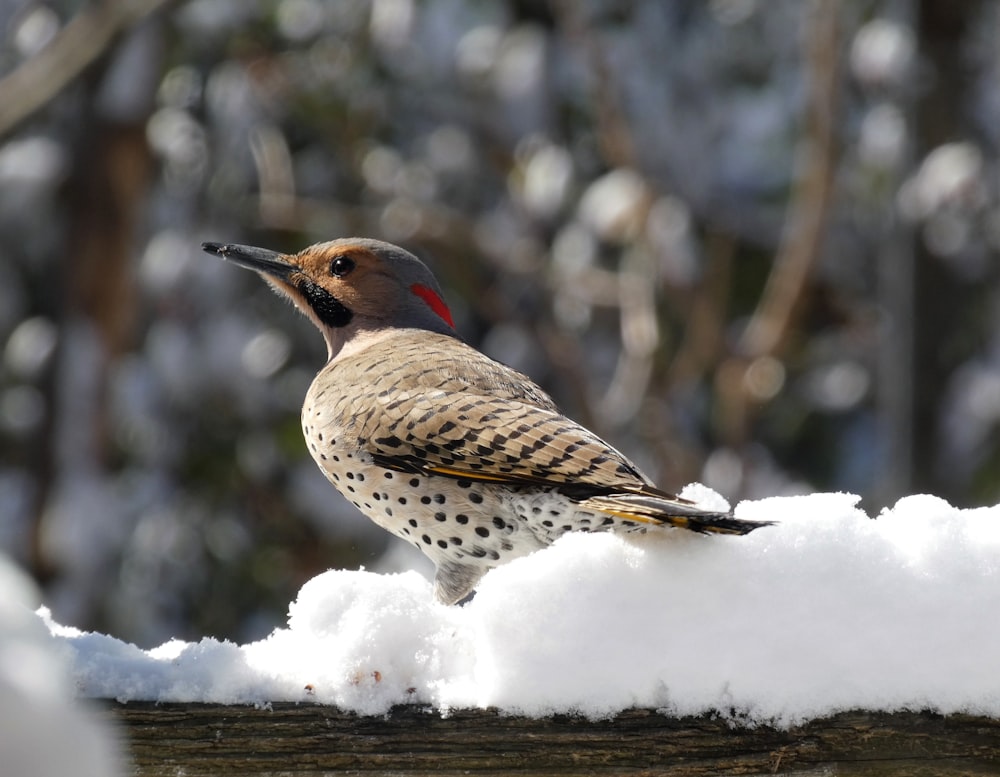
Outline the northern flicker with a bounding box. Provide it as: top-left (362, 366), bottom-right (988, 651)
top-left (202, 238), bottom-right (771, 604)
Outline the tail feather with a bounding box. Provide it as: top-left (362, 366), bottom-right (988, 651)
top-left (581, 492), bottom-right (773, 535)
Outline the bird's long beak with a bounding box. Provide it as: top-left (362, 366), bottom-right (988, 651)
top-left (202, 242), bottom-right (296, 281)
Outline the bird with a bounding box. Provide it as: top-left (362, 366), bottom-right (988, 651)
top-left (202, 238), bottom-right (772, 604)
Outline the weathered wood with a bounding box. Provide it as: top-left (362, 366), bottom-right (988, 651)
top-left (98, 701), bottom-right (1000, 776)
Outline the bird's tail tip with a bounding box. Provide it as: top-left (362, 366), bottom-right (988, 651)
top-left (582, 491), bottom-right (775, 535)
top-left (660, 512), bottom-right (775, 535)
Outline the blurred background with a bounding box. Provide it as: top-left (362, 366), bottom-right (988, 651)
top-left (0, 0), bottom-right (998, 646)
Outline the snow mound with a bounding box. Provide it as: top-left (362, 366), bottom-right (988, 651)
top-left (40, 492), bottom-right (1000, 726)
top-left (0, 557), bottom-right (123, 777)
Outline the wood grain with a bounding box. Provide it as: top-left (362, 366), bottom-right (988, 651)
top-left (99, 702), bottom-right (1000, 776)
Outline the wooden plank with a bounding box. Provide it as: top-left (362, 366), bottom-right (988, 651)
top-left (98, 702), bottom-right (1000, 776)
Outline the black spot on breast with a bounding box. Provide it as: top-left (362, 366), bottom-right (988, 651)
top-left (492, 517), bottom-right (506, 530)
top-left (422, 534), bottom-right (432, 544)
top-left (455, 514), bottom-right (469, 525)
top-left (475, 527), bottom-right (490, 538)
top-left (437, 539), bottom-right (448, 549)
top-left (469, 493), bottom-right (484, 504)
top-left (434, 512), bottom-right (447, 522)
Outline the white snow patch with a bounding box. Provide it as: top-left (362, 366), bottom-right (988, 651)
top-left (37, 492), bottom-right (1000, 727)
top-left (0, 557), bottom-right (123, 777)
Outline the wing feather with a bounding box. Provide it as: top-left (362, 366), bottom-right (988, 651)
top-left (364, 390), bottom-right (651, 489)
top-left (320, 332), bottom-right (771, 534)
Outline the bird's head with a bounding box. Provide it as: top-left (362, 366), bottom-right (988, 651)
top-left (202, 238), bottom-right (456, 359)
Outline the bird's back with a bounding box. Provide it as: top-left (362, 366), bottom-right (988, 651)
top-left (303, 329), bottom-right (655, 493)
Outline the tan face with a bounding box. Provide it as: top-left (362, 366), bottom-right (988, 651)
top-left (285, 243), bottom-right (405, 324)
top-left (203, 238), bottom-right (454, 334)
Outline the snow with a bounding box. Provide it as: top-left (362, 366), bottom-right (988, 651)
top-left (8, 491), bottom-right (1000, 731)
top-left (0, 557), bottom-right (122, 777)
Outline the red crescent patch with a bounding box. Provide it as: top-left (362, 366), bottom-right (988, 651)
top-left (410, 283), bottom-right (455, 328)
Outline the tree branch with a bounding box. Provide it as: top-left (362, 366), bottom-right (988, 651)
top-left (0, 0), bottom-right (173, 138)
top-left (738, 0), bottom-right (841, 360)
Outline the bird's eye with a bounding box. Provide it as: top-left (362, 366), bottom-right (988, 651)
top-left (329, 255), bottom-right (356, 277)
